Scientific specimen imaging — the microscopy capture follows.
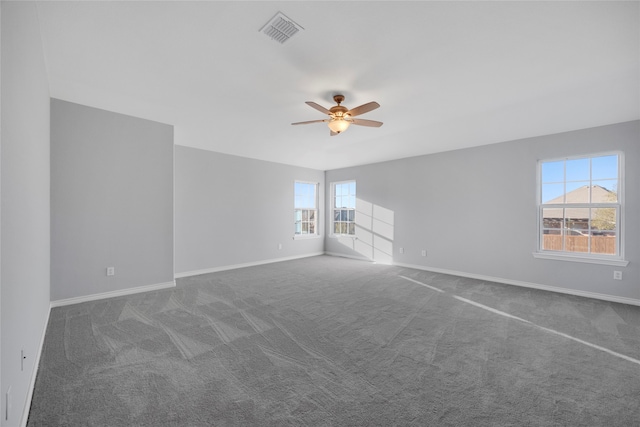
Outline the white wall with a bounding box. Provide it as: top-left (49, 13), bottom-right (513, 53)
top-left (175, 146), bottom-right (325, 276)
top-left (326, 121), bottom-right (640, 303)
top-left (50, 99), bottom-right (174, 301)
top-left (1, 3), bottom-right (51, 425)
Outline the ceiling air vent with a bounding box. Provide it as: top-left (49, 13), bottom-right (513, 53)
top-left (259, 12), bottom-right (303, 44)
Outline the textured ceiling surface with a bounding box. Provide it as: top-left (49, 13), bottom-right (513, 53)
top-left (36, 1), bottom-right (639, 170)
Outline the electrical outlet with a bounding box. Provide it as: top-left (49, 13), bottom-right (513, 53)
top-left (421, 249), bottom-right (427, 257)
top-left (399, 247), bottom-right (404, 254)
top-left (106, 267), bottom-right (115, 276)
top-left (613, 271), bottom-right (622, 280)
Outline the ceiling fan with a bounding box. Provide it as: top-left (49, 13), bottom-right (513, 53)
top-left (292, 95), bottom-right (383, 136)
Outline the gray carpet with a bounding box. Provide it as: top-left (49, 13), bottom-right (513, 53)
top-left (28, 255), bottom-right (640, 426)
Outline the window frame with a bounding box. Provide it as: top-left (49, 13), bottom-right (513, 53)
top-left (330, 180), bottom-right (357, 237)
top-left (533, 151), bottom-right (628, 266)
top-left (294, 180), bottom-right (320, 239)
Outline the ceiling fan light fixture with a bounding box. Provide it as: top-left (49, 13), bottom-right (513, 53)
top-left (327, 118), bottom-right (350, 133)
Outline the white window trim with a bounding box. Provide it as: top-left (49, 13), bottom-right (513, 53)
top-left (330, 180), bottom-right (356, 237)
top-left (534, 151), bottom-right (627, 265)
top-left (294, 180), bottom-right (320, 238)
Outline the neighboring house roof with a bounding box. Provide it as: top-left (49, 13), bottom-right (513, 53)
top-left (543, 185), bottom-right (616, 221)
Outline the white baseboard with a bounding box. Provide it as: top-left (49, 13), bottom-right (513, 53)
top-left (20, 302), bottom-right (51, 427)
top-left (174, 252), bottom-right (325, 279)
top-left (50, 280), bottom-right (176, 308)
top-left (394, 262), bottom-right (640, 307)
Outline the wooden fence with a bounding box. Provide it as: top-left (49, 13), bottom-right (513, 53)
top-left (543, 235), bottom-right (616, 255)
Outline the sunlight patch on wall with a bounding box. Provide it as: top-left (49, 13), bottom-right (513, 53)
top-left (338, 199), bottom-right (394, 264)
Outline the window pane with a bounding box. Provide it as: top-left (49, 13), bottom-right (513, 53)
top-left (309, 210), bottom-right (315, 221)
top-left (565, 182), bottom-right (590, 203)
top-left (334, 210), bottom-right (340, 221)
top-left (348, 223), bottom-right (355, 234)
top-left (564, 208), bottom-right (589, 229)
top-left (302, 223), bottom-right (308, 233)
top-left (591, 232), bottom-right (616, 255)
top-left (592, 181), bottom-right (617, 202)
top-left (542, 229), bottom-right (562, 251)
top-left (541, 161), bottom-right (564, 183)
top-left (542, 183), bottom-right (565, 203)
top-left (542, 207), bottom-right (563, 228)
top-left (309, 223), bottom-right (315, 234)
top-left (348, 210), bottom-right (355, 221)
top-left (295, 210), bottom-right (302, 221)
top-left (295, 223), bottom-right (301, 234)
top-left (564, 233), bottom-right (588, 253)
top-left (566, 158), bottom-right (589, 181)
top-left (349, 182), bottom-right (356, 195)
top-left (592, 208), bottom-right (616, 233)
top-left (592, 155), bottom-right (617, 180)
top-left (334, 222), bottom-right (340, 234)
top-left (302, 210), bottom-right (308, 221)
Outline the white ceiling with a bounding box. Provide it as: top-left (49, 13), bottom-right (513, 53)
top-left (35, 1), bottom-right (639, 171)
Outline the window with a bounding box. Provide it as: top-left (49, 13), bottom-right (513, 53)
top-left (537, 153), bottom-right (625, 264)
top-left (294, 181), bottom-right (318, 236)
top-left (332, 181), bottom-right (356, 235)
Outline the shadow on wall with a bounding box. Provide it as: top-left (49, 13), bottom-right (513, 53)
top-left (336, 198), bottom-right (394, 264)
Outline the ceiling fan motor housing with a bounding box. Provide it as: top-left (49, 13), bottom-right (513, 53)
top-left (330, 105), bottom-right (349, 118)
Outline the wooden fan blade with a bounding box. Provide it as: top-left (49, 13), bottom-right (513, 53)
top-left (291, 119), bottom-right (328, 125)
top-left (330, 130), bottom-right (339, 136)
top-left (351, 118), bottom-right (383, 127)
top-left (347, 101), bottom-right (380, 117)
top-left (305, 101), bottom-right (331, 115)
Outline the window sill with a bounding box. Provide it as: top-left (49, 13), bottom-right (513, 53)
top-left (293, 234), bottom-right (322, 241)
top-left (532, 252), bottom-right (629, 267)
